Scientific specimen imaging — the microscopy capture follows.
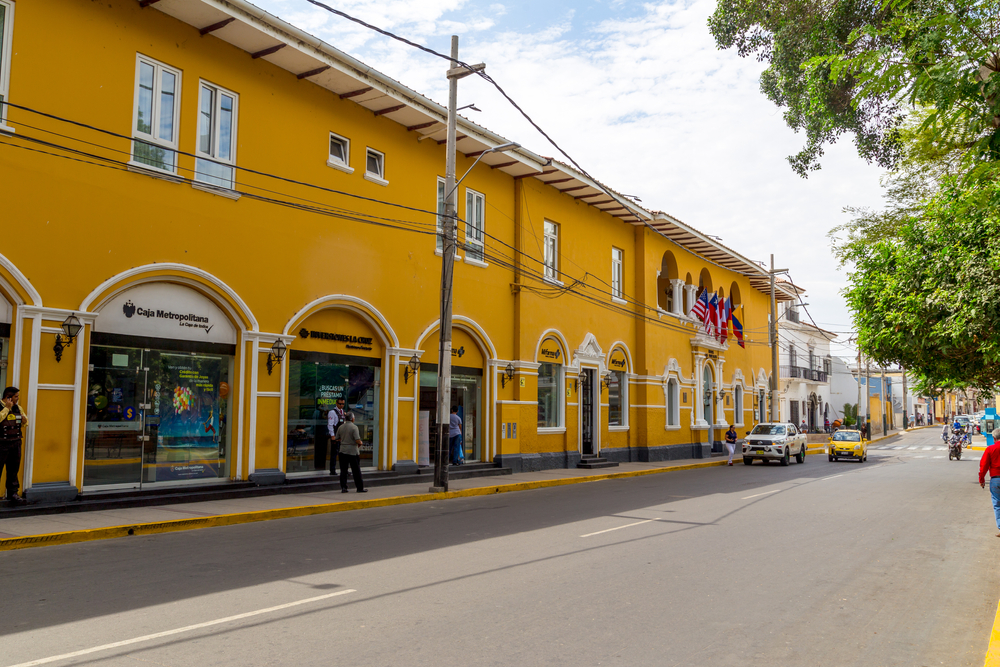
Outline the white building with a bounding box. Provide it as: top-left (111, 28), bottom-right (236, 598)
top-left (777, 301), bottom-right (836, 432)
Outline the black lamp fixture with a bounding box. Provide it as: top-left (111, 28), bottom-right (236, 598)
top-left (404, 355), bottom-right (420, 384)
top-left (53, 313), bottom-right (83, 362)
top-left (602, 371), bottom-right (615, 391)
top-left (501, 362), bottom-right (515, 389)
top-left (266, 339), bottom-right (286, 375)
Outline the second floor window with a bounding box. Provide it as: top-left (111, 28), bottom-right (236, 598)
top-left (132, 55), bottom-right (180, 173)
top-left (465, 189), bottom-right (485, 263)
top-left (196, 82), bottom-right (238, 189)
top-left (544, 220), bottom-right (559, 280)
top-left (789, 346), bottom-right (797, 367)
top-left (611, 247), bottom-right (623, 300)
top-left (0, 0), bottom-right (13, 125)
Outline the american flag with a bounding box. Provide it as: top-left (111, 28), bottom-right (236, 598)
top-left (691, 290), bottom-right (710, 323)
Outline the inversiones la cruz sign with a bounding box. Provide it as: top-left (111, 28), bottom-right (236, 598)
top-left (300, 328), bottom-right (373, 351)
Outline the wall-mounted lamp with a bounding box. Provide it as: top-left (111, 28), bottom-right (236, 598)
top-left (602, 371), bottom-right (615, 391)
top-left (501, 362), bottom-right (515, 389)
top-left (404, 355), bottom-right (420, 384)
top-left (53, 313), bottom-right (83, 362)
top-left (266, 339), bottom-right (286, 376)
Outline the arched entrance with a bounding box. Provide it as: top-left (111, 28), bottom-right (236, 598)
top-left (82, 281), bottom-right (242, 489)
top-left (284, 304), bottom-right (390, 474)
top-left (417, 324), bottom-right (491, 465)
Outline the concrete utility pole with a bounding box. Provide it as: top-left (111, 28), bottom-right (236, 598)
top-left (768, 255), bottom-right (787, 422)
top-left (865, 357), bottom-right (872, 441)
top-left (430, 37), bottom-right (487, 493)
top-left (857, 349), bottom-right (863, 429)
top-left (431, 36), bottom-right (462, 493)
top-left (901, 366), bottom-right (909, 430)
top-left (881, 366), bottom-right (888, 435)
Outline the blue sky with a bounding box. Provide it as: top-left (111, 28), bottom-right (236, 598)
top-left (251, 0), bottom-right (887, 353)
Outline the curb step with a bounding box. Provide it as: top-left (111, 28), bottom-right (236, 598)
top-left (577, 456), bottom-right (619, 469)
top-left (0, 463), bottom-right (512, 518)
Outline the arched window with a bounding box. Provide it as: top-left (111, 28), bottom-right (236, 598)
top-left (734, 385), bottom-right (743, 424)
top-left (537, 336), bottom-right (565, 430)
top-left (698, 268), bottom-right (713, 299)
top-left (703, 366), bottom-right (713, 424)
top-left (667, 378), bottom-right (679, 427)
top-left (657, 251), bottom-right (679, 313)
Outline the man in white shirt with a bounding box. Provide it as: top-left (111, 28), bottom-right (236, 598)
top-left (327, 398), bottom-right (346, 476)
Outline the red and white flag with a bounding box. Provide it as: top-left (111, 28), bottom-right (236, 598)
top-left (691, 290), bottom-right (710, 323)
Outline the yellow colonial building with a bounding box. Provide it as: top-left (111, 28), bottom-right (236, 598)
top-left (0, 0), bottom-right (794, 502)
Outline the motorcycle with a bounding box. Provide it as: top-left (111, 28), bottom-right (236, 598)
top-left (949, 433), bottom-right (964, 460)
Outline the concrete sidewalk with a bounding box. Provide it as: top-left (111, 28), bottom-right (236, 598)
top-left (0, 448), bottom-right (833, 550)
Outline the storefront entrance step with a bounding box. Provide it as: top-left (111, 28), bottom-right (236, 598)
top-left (576, 457), bottom-right (619, 469)
top-left (0, 465), bottom-right (514, 519)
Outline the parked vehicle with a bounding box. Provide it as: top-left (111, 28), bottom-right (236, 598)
top-left (828, 429), bottom-right (866, 462)
top-left (742, 423), bottom-right (808, 466)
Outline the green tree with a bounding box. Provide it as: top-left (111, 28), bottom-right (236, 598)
top-left (842, 402), bottom-right (858, 426)
top-left (841, 166), bottom-right (1000, 390)
top-left (708, 0), bottom-right (1000, 176)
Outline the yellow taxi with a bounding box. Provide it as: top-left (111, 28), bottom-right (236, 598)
top-left (828, 429), bottom-right (866, 462)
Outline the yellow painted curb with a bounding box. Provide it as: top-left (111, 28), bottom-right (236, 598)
top-left (0, 456), bottom-right (770, 552)
top-left (984, 597), bottom-right (1000, 667)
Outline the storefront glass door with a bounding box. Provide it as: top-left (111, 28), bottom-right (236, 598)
top-left (419, 367), bottom-right (482, 463)
top-left (286, 353), bottom-right (381, 473)
top-left (84, 345), bottom-right (232, 488)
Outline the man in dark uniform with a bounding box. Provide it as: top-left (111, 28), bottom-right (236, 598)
top-left (0, 386), bottom-right (28, 503)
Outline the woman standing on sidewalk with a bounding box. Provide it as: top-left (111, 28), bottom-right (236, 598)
top-left (725, 425), bottom-right (738, 466)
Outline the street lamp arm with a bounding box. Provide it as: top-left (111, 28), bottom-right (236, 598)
top-left (445, 142), bottom-right (520, 201)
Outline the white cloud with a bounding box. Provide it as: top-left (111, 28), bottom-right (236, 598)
top-left (254, 0), bottom-right (884, 346)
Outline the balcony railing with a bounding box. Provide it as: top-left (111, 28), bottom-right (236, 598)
top-left (780, 366), bottom-right (828, 382)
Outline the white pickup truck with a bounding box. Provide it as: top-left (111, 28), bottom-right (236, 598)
top-left (741, 423), bottom-right (808, 466)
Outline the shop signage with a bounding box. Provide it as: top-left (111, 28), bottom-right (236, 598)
top-left (539, 338), bottom-right (562, 362)
top-left (299, 328), bottom-right (374, 351)
top-left (95, 282), bottom-right (236, 344)
top-left (609, 349), bottom-right (628, 370)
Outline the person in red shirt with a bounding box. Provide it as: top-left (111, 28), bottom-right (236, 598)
top-left (979, 428), bottom-right (1000, 537)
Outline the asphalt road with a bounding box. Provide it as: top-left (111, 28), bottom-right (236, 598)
top-left (1, 428), bottom-right (996, 667)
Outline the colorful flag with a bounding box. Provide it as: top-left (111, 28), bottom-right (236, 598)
top-left (719, 297), bottom-right (732, 344)
top-left (691, 289), bottom-right (710, 323)
top-left (732, 308), bottom-right (745, 348)
top-left (707, 293), bottom-right (719, 336)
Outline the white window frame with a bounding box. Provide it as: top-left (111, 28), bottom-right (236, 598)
top-left (537, 362), bottom-right (565, 432)
top-left (364, 147), bottom-right (388, 186)
top-left (666, 378), bottom-right (680, 430)
top-left (734, 385), bottom-right (744, 426)
top-left (327, 132), bottom-right (353, 174)
top-left (130, 54), bottom-right (182, 174)
top-left (194, 80), bottom-right (239, 190)
top-left (611, 247), bottom-right (625, 303)
top-left (465, 188), bottom-right (487, 267)
top-left (436, 177), bottom-right (460, 259)
top-left (0, 0), bottom-right (14, 130)
top-left (608, 369), bottom-right (629, 430)
top-left (543, 220), bottom-right (560, 283)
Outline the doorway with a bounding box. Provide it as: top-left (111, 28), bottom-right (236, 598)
top-left (84, 344), bottom-right (233, 488)
top-left (419, 366), bottom-right (482, 464)
top-left (581, 368), bottom-right (595, 455)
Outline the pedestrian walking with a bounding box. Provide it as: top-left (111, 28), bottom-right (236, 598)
top-left (979, 428), bottom-right (1000, 537)
top-left (327, 397), bottom-right (346, 476)
top-left (0, 386), bottom-right (28, 504)
top-left (449, 405), bottom-right (464, 465)
top-left (336, 411), bottom-right (367, 493)
top-left (824, 417), bottom-right (830, 434)
top-left (724, 424), bottom-right (738, 466)
top-left (800, 419), bottom-right (807, 434)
